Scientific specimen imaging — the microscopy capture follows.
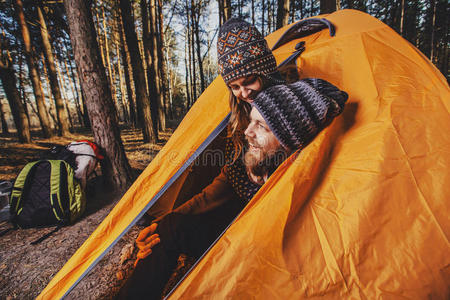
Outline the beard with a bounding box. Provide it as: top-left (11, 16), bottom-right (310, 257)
top-left (244, 143), bottom-right (289, 182)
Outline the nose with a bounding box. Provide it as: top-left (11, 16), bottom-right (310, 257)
top-left (244, 123), bottom-right (255, 138)
top-left (241, 86), bottom-right (251, 100)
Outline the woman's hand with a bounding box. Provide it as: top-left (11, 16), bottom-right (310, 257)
top-left (134, 223), bottom-right (160, 266)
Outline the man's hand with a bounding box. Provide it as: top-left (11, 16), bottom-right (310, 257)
top-left (134, 223), bottom-right (160, 267)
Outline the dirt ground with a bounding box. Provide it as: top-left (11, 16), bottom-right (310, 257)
top-left (0, 126), bottom-right (185, 299)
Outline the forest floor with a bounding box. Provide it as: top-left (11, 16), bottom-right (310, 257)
top-left (0, 122), bottom-right (189, 299)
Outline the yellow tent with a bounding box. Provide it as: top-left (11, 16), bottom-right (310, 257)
top-left (38, 9), bottom-right (449, 299)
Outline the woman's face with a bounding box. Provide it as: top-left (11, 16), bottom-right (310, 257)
top-left (228, 75), bottom-right (263, 104)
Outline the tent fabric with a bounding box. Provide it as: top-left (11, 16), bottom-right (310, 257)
top-left (38, 9), bottom-right (449, 299)
top-left (168, 10), bottom-right (450, 299)
top-left (37, 80), bottom-right (231, 299)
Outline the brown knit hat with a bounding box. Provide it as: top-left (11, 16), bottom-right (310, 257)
top-left (217, 18), bottom-right (282, 85)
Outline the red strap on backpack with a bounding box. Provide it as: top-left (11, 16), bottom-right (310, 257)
top-left (77, 140), bottom-right (104, 160)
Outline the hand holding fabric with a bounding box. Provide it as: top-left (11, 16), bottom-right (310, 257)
top-left (134, 223), bottom-right (160, 266)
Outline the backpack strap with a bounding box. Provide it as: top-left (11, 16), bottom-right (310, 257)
top-left (30, 225), bottom-right (62, 245)
top-left (49, 160), bottom-right (70, 223)
top-left (10, 161), bottom-right (40, 219)
top-left (65, 160), bottom-right (77, 223)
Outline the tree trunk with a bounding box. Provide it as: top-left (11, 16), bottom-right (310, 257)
top-left (120, 0), bottom-right (156, 143)
top-left (62, 54), bottom-right (83, 125)
top-left (0, 58), bottom-right (31, 143)
top-left (36, 5), bottom-right (71, 136)
top-left (114, 27), bottom-right (129, 123)
top-left (276, 0), bottom-right (290, 29)
top-left (251, 0), bottom-right (255, 25)
top-left (17, 53), bottom-right (30, 125)
top-left (118, 12), bottom-right (137, 126)
top-left (217, 0), bottom-right (224, 26)
top-left (261, 0), bottom-right (265, 36)
top-left (14, 0), bottom-right (52, 138)
top-left (94, 5), bottom-right (106, 68)
top-left (100, 3), bottom-right (119, 117)
top-left (157, 0), bottom-right (169, 119)
top-left (0, 97), bottom-right (9, 134)
top-left (55, 58), bottom-right (74, 130)
top-left (187, 1), bottom-right (197, 102)
top-left (64, 0), bottom-right (133, 192)
top-left (165, 47), bottom-right (174, 119)
top-left (149, 0), bottom-right (166, 131)
top-left (224, 0), bottom-right (232, 21)
top-left (320, 0), bottom-right (336, 14)
top-left (40, 53), bottom-right (58, 128)
top-left (429, 0), bottom-right (436, 62)
top-left (268, 0), bottom-right (273, 32)
top-left (191, 1), bottom-right (206, 93)
top-left (62, 37), bottom-right (90, 127)
top-left (184, 34), bottom-right (191, 109)
top-left (141, 0), bottom-right (161, 136)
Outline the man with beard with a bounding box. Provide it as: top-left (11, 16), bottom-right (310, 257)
top-left (117, 79), bottom-right (348, 299)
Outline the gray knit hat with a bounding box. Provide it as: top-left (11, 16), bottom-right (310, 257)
top-left (252, 78), bottom-right (348, 150)
top-left (217, 18), bottom-right (283, 85)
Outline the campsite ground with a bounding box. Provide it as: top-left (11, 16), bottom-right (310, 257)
top-left (0, 125), bottom-right (183, 299)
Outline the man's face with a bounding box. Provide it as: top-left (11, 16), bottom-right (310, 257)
top-left (228, 75), bottom-right (263, 103)
top-left (244, 107), bottom-right (285, 181)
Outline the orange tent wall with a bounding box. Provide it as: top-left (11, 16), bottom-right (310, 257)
top-left (168, 10), bottom-right (450, 299)
top-left (38, 9), bottom-right (449, 299)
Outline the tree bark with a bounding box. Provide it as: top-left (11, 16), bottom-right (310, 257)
top-left (100, 3), bottom-right (119, 117)
top-left (0, 97), bottom-right (9, 134)
top-left (0, 57), bottom-right (31, 143)
top-left (268, 0), bottom-right (273, 32)
top-left (224, 0), bottom-right (231, 21)
top-left (64, 0), bottom-right (133, 192)
top-left (276, 0), bottom-right (290, 29)
top-left (217, 0), bottom-right (224, 26)
top-left (184, 33), bottom-right (192, 109)
top-left (118, 12), bottom-right (137, 126)
top-left (141, 0), bottom-right (161, 136)
top-left (62, 37), bottom-right (90, 127)
top-left (261, 0), bottom-right (265, 36)
top-left (429, 0), bottom-right (436, 61)
top-left (55, 58), bottom-right (74, 129)
top-left (120, 0), bottom-right (156, 142)
top-left (17, 53), bottom-right (30, 125)
top-left (149, 0), bottom-right (166, 131)
top-left (191, 0), bottom-right (206, 93)
top-left (157, 0), bottom-right (169, 119)
top-left (62, 53), bottom-right (83, 125)
top-left (114, 23), bottom-right (129, 123)
top-left (94, 4), bottom-right (106, 68)
top-left (40, 53), bottom-right (58, 128)
top-left (36, 5), bottom-right (71, 136)
top-left (13, 0), bottom-right (52, 138)
top-left (251, 0), bottom-right (255, 25)
top-left (187, 1), bottom-right (197, 102)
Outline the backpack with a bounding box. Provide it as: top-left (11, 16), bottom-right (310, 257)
top-left (41, 145), bottom-right (78, 170)
top-left (9, 159), bottom-right (86, 228)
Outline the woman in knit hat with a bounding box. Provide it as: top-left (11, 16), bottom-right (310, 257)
top-left (217, 17), bottom-right (285, 160)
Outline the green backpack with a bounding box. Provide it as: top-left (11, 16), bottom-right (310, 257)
top-left (10, 160), bottom-right (86, 228)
